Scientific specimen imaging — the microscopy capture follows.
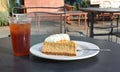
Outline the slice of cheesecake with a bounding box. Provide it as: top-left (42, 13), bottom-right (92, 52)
top-left (42, 34), bottom-right (77, 56)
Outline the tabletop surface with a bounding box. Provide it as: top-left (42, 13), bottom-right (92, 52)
top-left (79, 8), bottom-right (120, 13)
top-left (0, 35), bottom-right (120, 72)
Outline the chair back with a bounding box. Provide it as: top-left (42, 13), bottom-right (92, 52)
top-left (24, 0), bottom-right (64, 13)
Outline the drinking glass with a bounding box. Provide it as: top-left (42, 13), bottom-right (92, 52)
top-left (9, 16), bottom-right (31, 56)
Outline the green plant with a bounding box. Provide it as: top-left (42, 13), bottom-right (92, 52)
top-left (0, 0), bottom-right (9, 26)
top-left (0, 11), bottom-right (9, 26)
top-left (81, 0), bottom-right (90, 8)
top-left (0, 0), bottom-right (16, 26)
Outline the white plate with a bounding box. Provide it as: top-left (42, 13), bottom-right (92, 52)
top-left (30, 41), bottom-right (100, 61)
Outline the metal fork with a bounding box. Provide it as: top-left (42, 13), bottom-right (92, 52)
top-left (77, 48), bottom-right (111, 51)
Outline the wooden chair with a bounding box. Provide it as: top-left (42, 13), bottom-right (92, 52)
top-left (64, 4), bottom-right (88, 30)
top-left (23, 0), bottom-right (66, 33)
top-left (68, 12), bottom-right (88, 30)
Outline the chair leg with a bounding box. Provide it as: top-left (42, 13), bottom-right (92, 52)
top-left (108, 34), bottom-right (110, 41)
top-left (37, 16), bottom-right (40, 32)
top-left (84, 18), bottom-right (87, 30)
top-left (116, 36), bottom-right (118, 43)
top-left (110, 35), bottom-right (113, 41)
top-left (84, 13), bottom-right (88, 30)
top-left (86, 27), bottom-right (89, 37)
top-left (86, 17), bottom-right (90, 37)
top-left (34, 13), bottom-right (40, 32)
top-left (66, 14), bottom-right (72, 25)
top-left (78, 14), bottom-right (80, 26)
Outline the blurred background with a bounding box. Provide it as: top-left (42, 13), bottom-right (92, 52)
top-left (0, 0), bottom-right (90, 26)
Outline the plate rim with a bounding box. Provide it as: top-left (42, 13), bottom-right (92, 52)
top-left (30, 40), bottom-right (100, 61)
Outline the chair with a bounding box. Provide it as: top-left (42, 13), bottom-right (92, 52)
top-left (64, 4), bottom-right (74, 25)
top-left (23, 0), bottom-right (67, 33)
top-left (64, 3), bottom-right (88, 30)
top-left (68, 11), bottom-right (88, 29)
top-left (87, 12), bottom-right (118, 40)
top-left (112, 15), bottom-right (120, 42)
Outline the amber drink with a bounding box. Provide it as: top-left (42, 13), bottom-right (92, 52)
top-left (9, 17), bottom-right (31, 56)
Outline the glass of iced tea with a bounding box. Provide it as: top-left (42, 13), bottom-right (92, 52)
top-left (9, 16), bottom-right (31, 56)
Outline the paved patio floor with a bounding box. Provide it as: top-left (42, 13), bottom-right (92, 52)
top-left (0, 20), bottom-right (120, 44)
